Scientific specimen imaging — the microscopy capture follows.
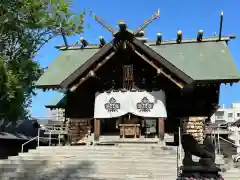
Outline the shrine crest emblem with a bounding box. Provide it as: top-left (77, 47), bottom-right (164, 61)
top-left (136, 97), bottom-right (154, 112)
top-left (104, 97), bottom-right (120, 112)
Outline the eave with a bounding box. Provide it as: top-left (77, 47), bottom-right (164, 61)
top-left (33, 85), bottom-right (64, 91)
top-left (193, 79), bottom-right (240, 85)
top-left (45, 105), bottom-right (65, 110)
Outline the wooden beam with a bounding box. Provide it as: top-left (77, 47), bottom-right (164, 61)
top-left (94, 119), bottom-right (101, 141)
top-left (158, 118), bottom-right (165, 141)
top-left (61, 43), bottom-right (113, 88)
top-left (134, 50), bottom-right (184, 89)
top-left (70, 51), bottom-right (116, 92)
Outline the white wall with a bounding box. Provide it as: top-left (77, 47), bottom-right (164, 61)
top-left (211, 103), bottom-right (240, 123)
top-left (228, 127), bottom-right (240, 153)
top-left (48, 109), bottom-right (65, 121)
top-left (211, 103), bottom-right (240, 152)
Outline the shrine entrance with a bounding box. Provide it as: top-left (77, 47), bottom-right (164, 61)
top-left (98, 114), bottom-right (162, 139)
top-left (94, 116), bottom-right (165, 141)
top-left (93, 90), bottom-right (167, 141)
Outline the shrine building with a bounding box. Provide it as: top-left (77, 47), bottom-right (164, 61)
top-left (35, 14), bottom-right (240, 144)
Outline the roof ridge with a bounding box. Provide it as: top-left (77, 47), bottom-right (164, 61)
top-left (55, 35), bottom-right (236, 51)
top-left (55, 44), bottom-right (100, 50)
top-left (147, 35), bottom-right (236, 46)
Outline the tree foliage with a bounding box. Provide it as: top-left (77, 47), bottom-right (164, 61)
top-left (0, 0), bottom-right (85, 122)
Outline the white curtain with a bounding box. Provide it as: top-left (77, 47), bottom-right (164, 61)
top-left (94, 90), bottom-right (167, 119)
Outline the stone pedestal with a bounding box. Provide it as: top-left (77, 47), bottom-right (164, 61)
top-left (178, 117), bottom-right (224, 180)
top-left (68, 119), bottom-right (91, 144)
top-left (177, 166), bottom-right (223, 180)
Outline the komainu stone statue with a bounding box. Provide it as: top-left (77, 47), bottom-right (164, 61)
top-left (177, 117), bottom-right (224, 180)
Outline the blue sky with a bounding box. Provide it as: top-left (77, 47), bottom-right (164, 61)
top-left (30, 0), bottom-right (240, 118)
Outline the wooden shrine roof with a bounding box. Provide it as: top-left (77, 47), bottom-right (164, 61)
top-left (35, 46), bottom-right (100, 88)
top-left (149, 41), bottom-right (239, 81)
top-left (35, 36), bottom-right (240, 89)
top-left (45, 92), bottom-right (66, 109)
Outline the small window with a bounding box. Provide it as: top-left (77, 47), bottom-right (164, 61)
top-left (215, 111), bottom-right (224, 116)
top-left (228, 113), bottom-right (233, 118)
top-left (237, 113), bottom-right (240, 117)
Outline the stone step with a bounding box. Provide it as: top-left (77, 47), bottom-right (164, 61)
top-left (0, 159), bottom-right (179, 166)
top-left (23, 148), bottom-right (225, 156)
top-left (17, 154), bottom-right (177, 159)
top-left (6, 158), bottom-right (179, 163)
top-left (22, 152), bottom-right (225, 161)
top-left (2, 171), bottom-right (239, 180)
top-left (21, 151), bottom-right (174, 156)
top-left (1, 167), bottom-right (179, 174)
top-left (33, 149), bottom-right (172, 152)
top-left (22, 155), bottom-right (224, 163)
top-left (13, 154), bottom-right (178, 159)
top-left (0, 164), bottom-right (179, 171)
top-left (33, 148), bottom-right (172, 152)
top-left (1, 172), bottom-right (239, 180)
top-left (3, 159), bottom-right (226, 167)
top-left (0, 171), bottom-right (178, 179)
top-left (36, 145), bottom-right (171, 149)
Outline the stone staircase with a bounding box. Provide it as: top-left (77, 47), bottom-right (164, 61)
top-left (220, 138), bottom-right (238, 158)
top-left (0, 144), bottom-right (239, 180)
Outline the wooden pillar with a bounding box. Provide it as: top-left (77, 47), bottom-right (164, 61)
top-left (158, 118), bottom-right (165, 141)
top-left (94, 119), bottom-right (101, 141)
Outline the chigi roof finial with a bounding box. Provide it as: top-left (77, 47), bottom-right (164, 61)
top-left (133, 9), bottom-right (160, 36)
top-left (90, 9), bottom-right (160, 38)
top-left (60, 23), bottom-right (69, 49)
top-left (218, 11), bottom-right (224, 40)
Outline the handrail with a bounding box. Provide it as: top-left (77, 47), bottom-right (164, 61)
top-left (176, 127), bottom-right (182, 176)
top-left (21, 136), bottom-right (38, 153)
top-left (22, 128), bottom-right (41, 153)
top-left (21, 126), bottom-right (67, 153)
top-left (219, 136), bottom-right (240, 147)
top-left (206, 124), bottom-right (228, 128)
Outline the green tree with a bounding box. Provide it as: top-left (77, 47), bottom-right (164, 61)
top-left (0, 0), bottom-right (85, 122)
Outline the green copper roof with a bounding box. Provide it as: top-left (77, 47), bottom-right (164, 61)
top-left (35, 47), bottom-right (99, 87)
top-left (35, 38), bottom-right (240, 88)
top-left (150, 41), bottom-right (240, 81)
top-left (45, 92), bottom-right (66, 108)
